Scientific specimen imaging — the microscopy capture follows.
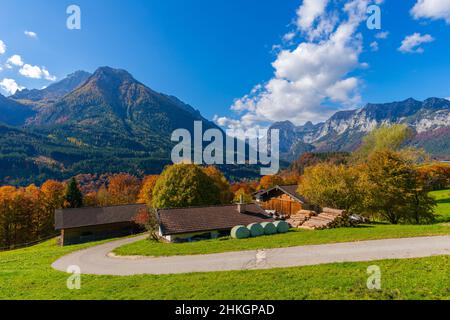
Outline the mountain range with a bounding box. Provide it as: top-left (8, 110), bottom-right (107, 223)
top-left (0, 67), bottom-right (219, 185)
top-left (0, 66), bottom-right (449, 185)
top-left (270, 97), bottom-right (450, 160)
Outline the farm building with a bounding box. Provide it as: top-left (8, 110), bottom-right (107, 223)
top-left (55, 204), bottom-right (145, 245)
top-left (157, 203), bottom-right (274, 242)
top-left (254, 185), bottom-right (310, 218)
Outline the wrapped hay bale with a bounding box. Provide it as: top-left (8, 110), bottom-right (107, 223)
top-left (274, 221), bottom-right (290, 233)
top-left (260, 222), bottom-right (277, 235)
top-left (247, 223), bottom-right (264, 237)
top-left (231, 225), bottom-right (250, 239)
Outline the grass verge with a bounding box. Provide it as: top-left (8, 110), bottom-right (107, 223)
top-left (0, 238), bottom-right (448, 300)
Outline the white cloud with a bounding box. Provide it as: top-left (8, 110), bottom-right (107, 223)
top-left (24, 31), bottom-right (38, 39)
top-left (296, 0), bottom-right (329, 31)
top-left (5, 54), bottom-right (56, 81)
top-left (282, 32), bottom-right (296, 43)
top-left (411, 0), bottom-right (450, 23)
top-left (216, 0), bottom-right (373, 129)
top-left (375, 31), bottom-right (389, 39)
top-left (6, 55), bottom-right (24, 67)
top-left (398, 33), bottom-right (434, 53)
top-left (19, 64), bottom-right (56, 81)
top-left (370, 41), bottom-right (379, 51)
top-left (0, 78), bottom-right (25, 95)
top-left (0, 40), bottom-right (6, 55)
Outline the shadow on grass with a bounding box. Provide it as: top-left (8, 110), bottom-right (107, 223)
top-left (436, 198), bottom-right (450, 204)
top-left (351, 224), bottom-right (376, 228)
top-left (434, 215), bottom-right (450, 223)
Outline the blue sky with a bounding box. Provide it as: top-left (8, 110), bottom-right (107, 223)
top-left (0, 0), bottom-right (449, 127)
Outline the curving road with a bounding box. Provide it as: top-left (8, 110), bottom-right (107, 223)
top-left (52, 235), bottom-right (450, 276)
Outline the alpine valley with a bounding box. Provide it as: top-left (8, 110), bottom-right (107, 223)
top-left (0, 66), bottom-right (449, 185)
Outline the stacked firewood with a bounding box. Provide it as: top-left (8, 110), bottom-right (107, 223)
top-left (286, 210), bottom-right (316, 228)
top-left (300, 208), bottom-right (353, 230)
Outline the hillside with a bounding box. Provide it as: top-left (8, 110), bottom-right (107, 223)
top-left (0, 94), bottom-right (36, 126)
top-left (0, 67), bottom-right (261, 185)
top-left (11, 70), bottom-right (91, 107)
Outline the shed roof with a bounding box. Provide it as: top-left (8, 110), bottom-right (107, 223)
top-left (55, 204), bottom-right (146, 230)
top-left (255, 185), bottom-right (307, 203)
top-left (158, 204), bottom-right (273, 236)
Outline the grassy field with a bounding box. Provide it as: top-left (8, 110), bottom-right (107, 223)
top-left (0, 238), bottom-right (449, 300)
top-left (0, 189), bottom-right (448, 300)
top-left (432, 189), bottom-right (450, 222)
top-left (114, 189), bottom-right (450, 257)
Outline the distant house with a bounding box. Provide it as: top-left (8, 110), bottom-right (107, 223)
top-left (254, 185), bottom-right (310, 218)
top-left (157, 203), bottom-right (274, 242)
top-left (55, 204), bottom-right (145, 245)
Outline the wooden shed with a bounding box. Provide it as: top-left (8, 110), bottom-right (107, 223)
top-left (254, 185), bottom-right (308, 218)
top-left (55, 204), bottom-right (145, 245)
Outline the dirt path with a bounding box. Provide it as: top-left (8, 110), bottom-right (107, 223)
top-left (52, 235), bottom-right (450, 275)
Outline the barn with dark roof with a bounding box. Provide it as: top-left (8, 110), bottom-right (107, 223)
top-left (157, 203), bottom-right (273, 242)
top-left (55, 204), bottom-right (145, 245)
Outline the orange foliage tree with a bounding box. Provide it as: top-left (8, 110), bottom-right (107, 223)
top-left (138, 175), bottom-right (160, 206)
top-left (259, 175), bottom-right (284, 190)
top-left (107, 174), bottom-right (141, 205)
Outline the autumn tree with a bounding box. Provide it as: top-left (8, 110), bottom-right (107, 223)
top-left (152, 164), bottom-right (220, 209)
top-left (298, 163), bottom-right (364, 214)
top-left (417, 163), bottom-right (450, 191)
top-left (24, 184), bottom-right (49, 240)
top-left (64, 178), bottom-right (83, 208)
top-left (83, 191), bottom-right (98, 207)
top-left (137, 175), bottom-right (160, 206)
top-left (203, 166), bottom-right (233, 204)
top-left (96, 184), bottom-right (111, 207)
top-left (352, 124), bottom-right (414, 162)
top-left (233, 188), bottom-right (253, 204)
top-left (259, 175), bottom-right (284, 190)
top-left (404, 171), bottom-right (436, 224)
top-left (230, 181), bottom-right (258, 195)
top-left (0, 186), bottom-right (34, 248)
top-left (133, 207), bottom-right (160, 241)
top-left (363, 150), bottom-right (436, 224)
top-left (281, 174), bottom-right (301, 186)
top-left (108, 174), bottom-right (141, 205)
top-left (41, 180), bottom-right (66, 210)
top-left (289, 152), bottom-right (349, 175)
top-left (40, 180), bottom-right (66, 236)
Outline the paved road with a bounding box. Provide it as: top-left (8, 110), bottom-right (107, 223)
top-left (52, 235), bottom-right (450, 276)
